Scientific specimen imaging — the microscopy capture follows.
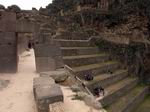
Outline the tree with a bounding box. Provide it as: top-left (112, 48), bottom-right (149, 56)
top-left (7, 5), bottom-right (21, 12)
top-left (0, 4), bottom-right (5, 10)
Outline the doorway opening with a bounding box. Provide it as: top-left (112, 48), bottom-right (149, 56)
top-left (17, 33), bottom-right (36, 73)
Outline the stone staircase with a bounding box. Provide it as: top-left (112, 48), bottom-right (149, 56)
top-left (54, 36), bottom-right (149, 112)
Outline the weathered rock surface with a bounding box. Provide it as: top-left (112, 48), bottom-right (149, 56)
top-left (33, 77), bottom-right (55, 95)
top-left (49, 102), bottom-right (65, 112)
top-left (40, 69), bottom-right (69, 83)
top-left (35, 84), bottom-right (63, 112)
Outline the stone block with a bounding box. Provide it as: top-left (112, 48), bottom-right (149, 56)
top-left (35, 84), bottom-right (63, 112)
top-left (0, 21), bottom-right (17, 32)
top-left (34, 44), bottom-right (61, 57)
top-left (33, 77), bottom-right (55, 96)
top-left (35, 57), bottom-right (56, 72)
top-left (16, 20), bottom-right (36, 33)
top-left (0, 57), bottom-right (18, 73)
top-left (40, 70), bottom-right (69, 83)
top-left (34, 43), bottom-right (63, 72)
top-left (54, 56), bottom-right (64, 69)
top-left (1, 11), bottom-right (16, 22)
top-left (0, 45), bottom-right (17, 57)
top-left (0, 32), bottom-right (16, 44)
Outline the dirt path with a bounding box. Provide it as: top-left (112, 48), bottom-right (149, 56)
top-left (0, 50), bottom-right (38, 112)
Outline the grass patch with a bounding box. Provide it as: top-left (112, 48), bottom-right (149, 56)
top-left (132, 95), bottom-right (150, 112)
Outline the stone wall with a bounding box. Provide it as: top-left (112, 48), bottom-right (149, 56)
top-left (33, 77), bottom-right (64, 112)
top-left (34, 41), bottom-right (63, 72)
top-left (0, 11), bottom-right (18, 73)
top-left (95, 38), bottom-right (150, 84)
top-left (0, 10), bottom-right (39, 73)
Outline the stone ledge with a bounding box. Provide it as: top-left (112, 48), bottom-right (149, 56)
top-left (35, 84), bottom-right (63, 112)
top-left (34, 77), bottom-right (64, 112)
top-left (33, 77), bottom-right (55, 97)
top-left (35, 84), bottom-right (63, 101)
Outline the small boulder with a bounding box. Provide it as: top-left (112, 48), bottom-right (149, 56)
top-left (7, 5), bottom-right (21, 12)
top-left (54, 74), bottom-right (69, 83)
top-left (40, 70), bottom-right (69, 83)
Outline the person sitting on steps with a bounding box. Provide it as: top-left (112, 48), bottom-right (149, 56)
top-left (84, 72), bottom-right (94, 81)
top-left (94, 85), bottom-right (105, 97)
top-left (28, 42), bottom-right (32, 50)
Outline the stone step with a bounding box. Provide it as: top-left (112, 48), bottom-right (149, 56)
top-left (132, 94), bottom-right (150, 112)
top-left (42, 32), bottom-right (52, 35)
top-left (99, 78), bottom-right (138, 107)
top-left (61, 47), bottom-right (99, 56)
top-left (63, 53), bottom-right (110, 67)
top-left (106, 86), bottom-right (149, 112)
top-left (55, 39), bottom-right (95, 47)
top-left (70, 61), bottom-right (120, 77)
top-left (40, 28), bottom-right (52, 33)
top-left (54, 32), bottom-right (89, 40)
top-left (83, 69), bottom-right (128, 90)
top-left (40, 27), bottom-right (52, 31)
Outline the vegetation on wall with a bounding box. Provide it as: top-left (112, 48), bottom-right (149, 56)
top-left (107, 0), bottom-right (150, 27)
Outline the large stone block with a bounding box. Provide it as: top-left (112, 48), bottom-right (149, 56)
top-left (35, 57), bottom-right (56, 72)
top-left (34, 44), bottom-right (61, 57)
top-left (0, 32), bottom-right (17, 44)
top-left (35, 84), bottom-right (63, 112)
top-left (33, 77), bottom-right (55, 96)
top-left (54, 56), bottom-right (64, 69)
top-left (16, 20), bottom-right (36, 33)
top-left (0, 45), bottom-right (17, 57)
top-left (0, 21), bottom-right (17, 32)
top-left (34, 43), bottom-right (63, 72)
top-left (1, 11), bottom-right (16, 22)
top-left (0, 11), bottom-right (37, 32)
top-left (0, 57), bottom-right (18, 73)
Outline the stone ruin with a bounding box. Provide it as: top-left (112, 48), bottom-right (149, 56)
top-left (0, 10), bottom-right (35, 72)
top-left (0, 1), bottom-right (150, 112)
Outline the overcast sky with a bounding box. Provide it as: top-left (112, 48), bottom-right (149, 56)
top-left (0, 0), bottom-right (52, 10)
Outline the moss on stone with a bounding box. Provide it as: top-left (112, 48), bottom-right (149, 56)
top-left (132, 95), bottom-right (150, 112)
top-left (106, 85), bottom-right (146, 112)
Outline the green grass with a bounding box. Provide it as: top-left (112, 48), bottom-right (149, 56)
top-left (105, 85), bottom-right (146, 112)
top-left (132, 95), bottom-right (150, 112)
